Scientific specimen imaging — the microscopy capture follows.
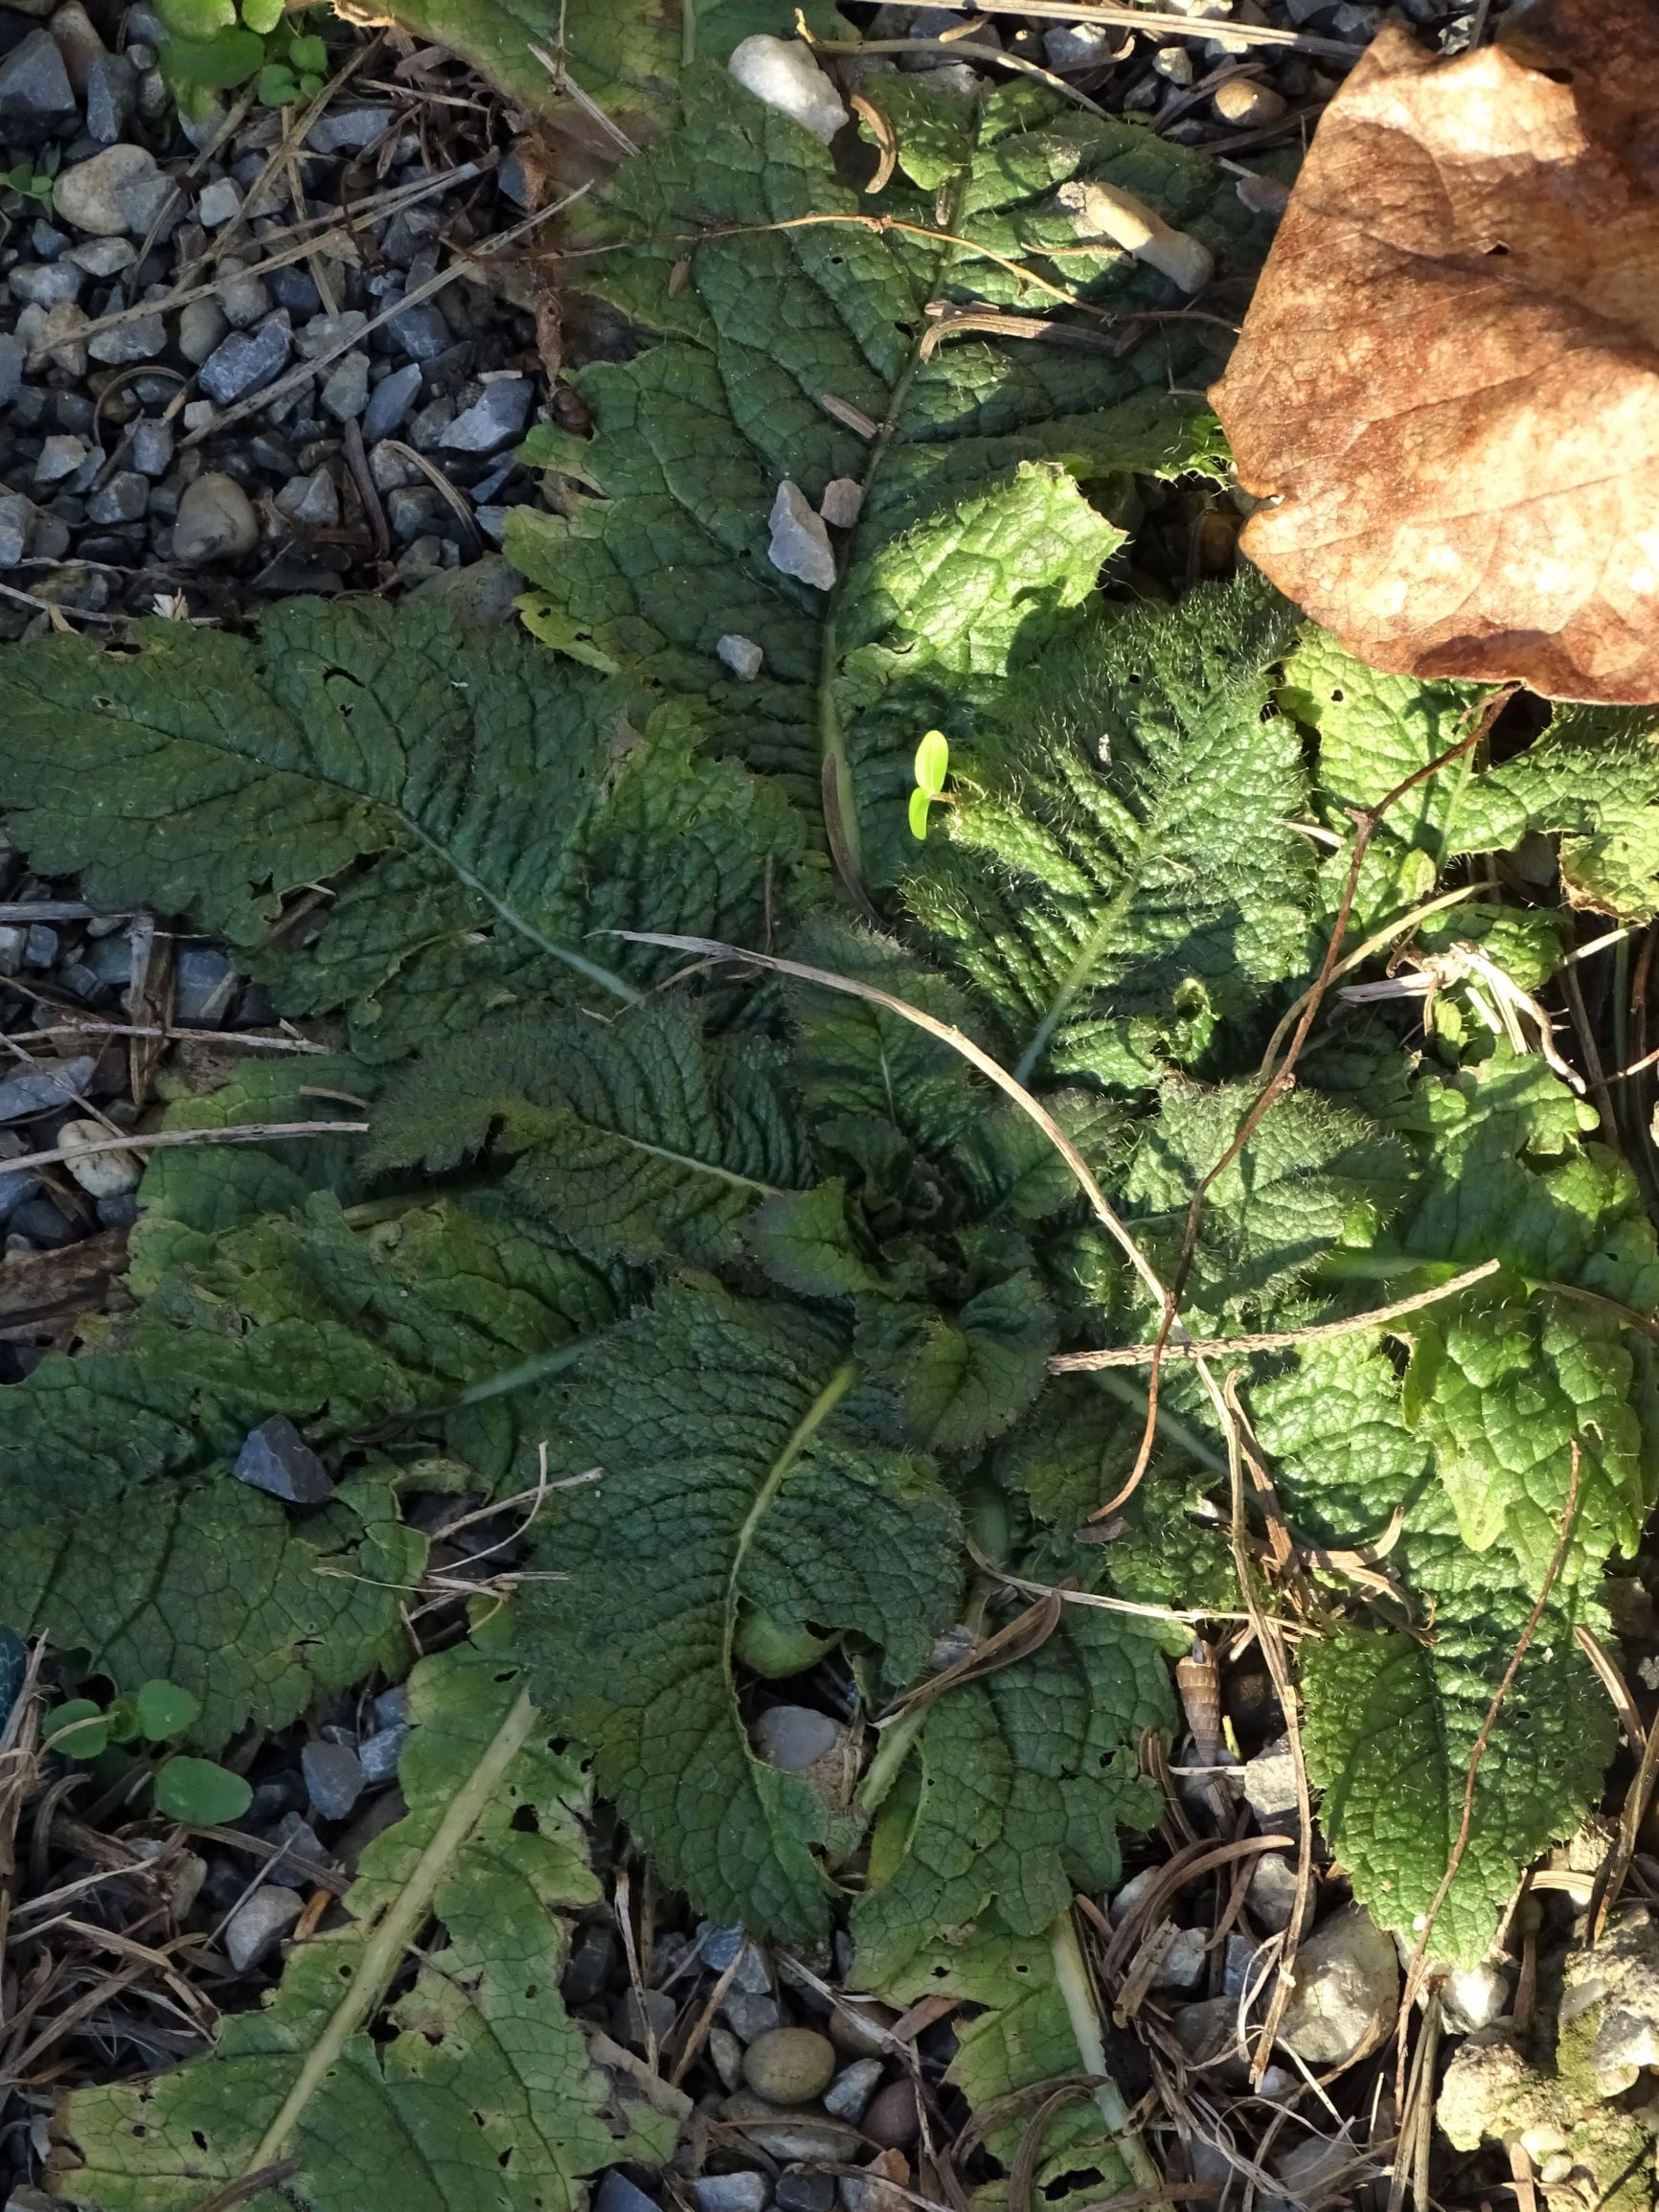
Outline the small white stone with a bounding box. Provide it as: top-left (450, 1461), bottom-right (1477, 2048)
top-left (716, 632), bottom-right (764, 681)
top-left (728, 34), bottom-right (850, 145)
top-left (819, 476), bottom-right (864, 528)
top-left (1442, 1962), bottom-right (1511, 2034)
top-left (1149, 1925), bottom-right (1207, 1993)
top-left (224, 1884), bottom-right (303, 1973)
top-left (195, 177), bottom-right (241, 226)
top-left (1240, 1731), bottom-right (1299, 1819)
top-left (768, 480), bottom-right (836, 591)
top-left (1153, 43), bottom-right (1193, 83)
top-left (57, 1116), bottom-right (141, 1197)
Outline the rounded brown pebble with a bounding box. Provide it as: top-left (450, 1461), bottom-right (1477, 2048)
top-left (862, 2079), bottom-right (920, 2150)
top-left (742, 2025), bottom-right (838, 2106)
top-left (828, 1997), bottom-right (898, 2058)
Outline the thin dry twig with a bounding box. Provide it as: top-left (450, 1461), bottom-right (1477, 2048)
top-left (1049, 1260), bottom-right (1501, 1371)
top-left (0, 1119), bottom-right (368, 1180)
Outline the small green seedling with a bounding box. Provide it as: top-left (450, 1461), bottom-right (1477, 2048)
top-left (908, 728), bottom-right (950, 842)
top-left (156, 0), bottom-right (329, 108)
top-left (43, 1676), bottom-right (252, 1825)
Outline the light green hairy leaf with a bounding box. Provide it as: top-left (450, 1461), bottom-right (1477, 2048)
top-left (54, 1639), bottom-right (676, 2212)
top-left (851, 1589), bottom-right (1170, 1981)
top-left (908, 575), bottom-right (1314, 1086)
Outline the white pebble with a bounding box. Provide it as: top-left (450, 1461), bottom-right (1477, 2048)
top-left (768, 480), bottom-right (836, 591)
top-left (820, 476), bottom-right (864, 528)
top-left (57, 1116), bottom-right (141, 1197)
top-left (716, 632), bottom-right (764, 681)
top-left (1153, 43), bottom-right (1194, 83)
top-left (728, 34), bottom-right (850, 146)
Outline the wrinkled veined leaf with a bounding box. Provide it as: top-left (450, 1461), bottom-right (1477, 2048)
top-left (0, 600), bottom-right (801, 1060)
top-left (509, 73), bottom-right (1271, 898)
top-left (0, 1471), bottom-right (420, 1750)
top-left (1254, 1335), bottom-right (1616, 1963)
top-left (54, 1639), bottom-right (677, 2212)
top-left (368, 998), bottom-right (851, 1281)
top-left (351, 0), bottom-right (835, 135)
top-left (851, 1585), bottom-right (1170, 1981)
top-left (908, 576), bottom-right (1314, 1086)
top-left (861, 1918), bottom-right (1138, 2212)
top-left (855, 1270), bottom-right (1057, 1452)
top-left (520, 1285), bottom-right (963, 1942)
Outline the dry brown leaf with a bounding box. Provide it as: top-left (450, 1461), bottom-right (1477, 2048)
top-left (1210, 0), bottom-right (1659, 704)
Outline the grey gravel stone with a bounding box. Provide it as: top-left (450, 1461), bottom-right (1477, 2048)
top-left (716, 633), bottom-right (764, 681)
top-left (612, 1988), bottom-right (676, 2049)
top-left (27, 512), bottom-right (70, 560)
top-left (775, 2176), bottom-right (835, 2212)
top-left (595, 2176), bottom-right (663, 2212)
top-left (823, 2057), bottom-right (883, 2123)
top-left (373, 1684), bottom-right (410, 1729)
top-left (195, 176), bottom-right (240, 226)
top-left (442, 376), bottom-right (533, 452)
top-left (722, 1993), bottom-right (784, 2042)
top-left (225, 1885), bottom-right (304, 1973)
top-left (692, 2178), bottom-right (768, 2212)
top-left (16, 299), bottom-right (88, 375)
top-left (0, 492), bottom-right (35, 569)
top-left (1247, 1852), bottom-right (1309, 1935)
top-left (1242, 1733), bottom-right (1299, 1821)
top-left (304, 104), bottom-right (394, 154)
top-left (0, 932), bottom-right (23, 981)
top-left (1150, 1925), bottom-right (1208, 1994)
top-left (1043, 21), bottom-right (1114, 67)
top-left (216, 272), bottom-right (270, 329)
top-left (88, 296), bottom-right (168, 363)
top-left (356, 1723), bottom-right (406, 1783)
top-left (408, 396), bottom-right (455, 450)
top-left (698, 1923), bottom-right (746, 1973)
top-left (710, 2025), bottom-right (745, 2090)
top-left (23, 923), bottom-right (57, 967)
top-left (172, 470), bottom-right (259, 563)
top-left (386, 486), bottom-right (442, 541)
top-left (198, 311), bottom-right (291, 406)
top-left (86, 470), bottom-right (148, 525)
top-left (362, 361), bottom-right (422, 442)
top-left (34, 433), bottom-right (86, 487)
top-left (276, 467), bottom-right (340, 531)
top-left (718, 2098), bottom-right (862, 2165)
top-left (388, 298), bottom-right (452, 362)
top-left (84, 49), bottom-right (136, 143)
top-left (0, 1131), bottom-right (44, 1223)
top-left (67, 233), bottom-right (133, 275)
top-left (302, 1739), bottom-right (366, 1822)
top-left (0, 30), bottom-right (77, 135)
top-left (0, 1056), bottom-right (94, 1123)
top-left (128, 418), bottom-right (173, 476)
top-left (754, 1706), bottom-right (840, 1772)
top-left (768, 481), bottom-right (835, 590)
top-left (321, 350), bottom-right (371, 422)
top-left (269, 1812), bottom-right (332, 1876)
top-left (560, 1921), bottom-right (616, 2006)
top-left (177, 297), bottom-right (229, 364)
top-left (173, 945), bottom-right (238, 1020)
top-left (0, 334), bottom-right (22, 408)
top-left (11, 261), bottom-right (83, 308)
top-left (233, 1416), bottom-right (335, 1505)
top-left (1277, 1903), bottom-right (1398, 2066)
top-left (297, 309), bottom-right (368, 359)
top-left (55, 145), bottom-right (171, 236)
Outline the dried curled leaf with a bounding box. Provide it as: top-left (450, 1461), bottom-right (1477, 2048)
top-left (1211, 0), bottom-right (1659, 705)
